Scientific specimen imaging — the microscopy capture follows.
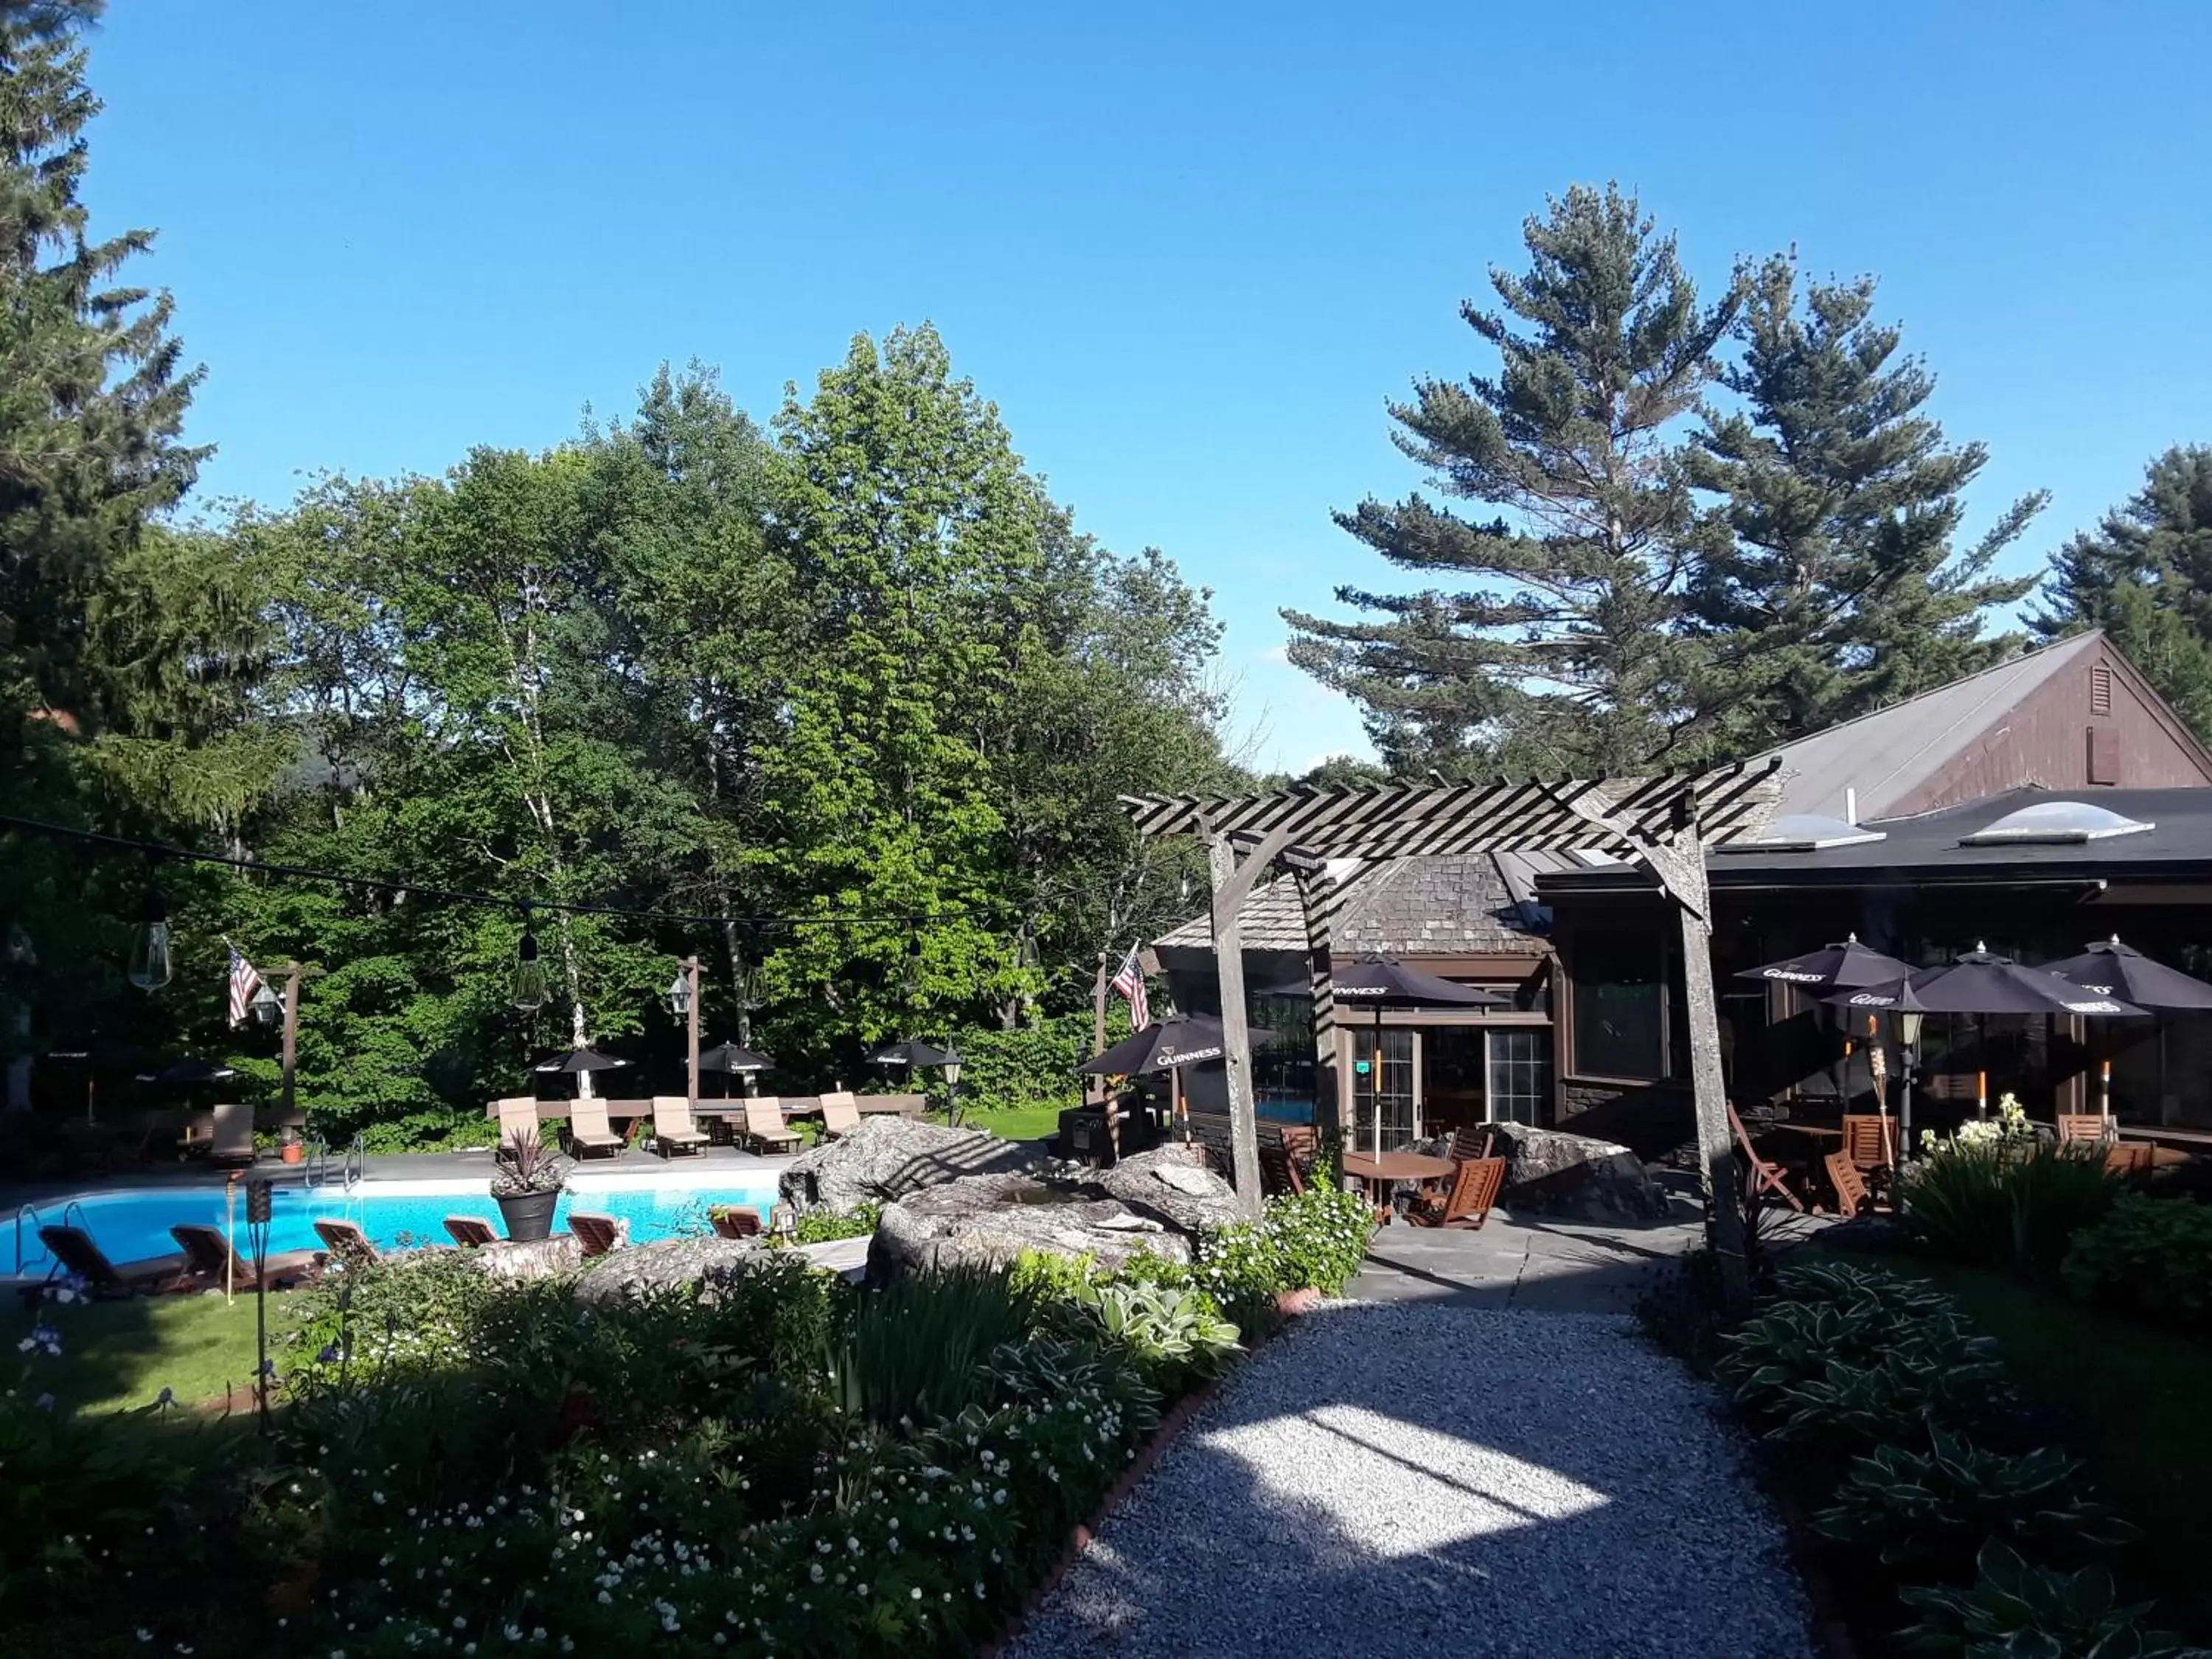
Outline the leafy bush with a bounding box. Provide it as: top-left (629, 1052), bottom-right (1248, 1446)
top-left (1905, 1135), bottom-right (2119, 1272)
top-left (1064, 1279), bottom-right (1240, 1394)
top-left (1898, 1539), bottom-right (2211, 1658)
top-left (830, 1266), bottom-right (1043, 1427)
top-left (793, 1202), bottom-right (880, 1245)
top-left (1195, 1186), bottom-right (1374, 1302)
top-left (1813, 1425), bottom-right (2139, 1569)
top-left (340, 1108), bottom-right (504, 1155)
top-left (931, 1012), bottom-right (1092, 1113)
top-left (2062, 1194), bottom-right (2212, 1329)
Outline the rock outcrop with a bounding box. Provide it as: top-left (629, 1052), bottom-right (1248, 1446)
top-left (869, 1174), bottom-right (1189, 1281)
top-left (779, 1115), bottom-right (1047, 1214)
top-left (571, 1234), bottom-right (768, 1307)
top-left (1484, 1122), bottom-right (1672, 1222)
top-left (1089, 1144), bottom-right (1243, 1233)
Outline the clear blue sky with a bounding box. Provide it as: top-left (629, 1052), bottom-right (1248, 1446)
top-left (77, 1), bottom-right (2212, 772)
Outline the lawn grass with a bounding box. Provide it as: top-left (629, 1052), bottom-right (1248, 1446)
top-left (930, 1104), bottom-right (1064, 1143)
top-left (1841, 1251), bottom-right (2212, 1625)
top-left (3, 1289), bottom-right (306, 1414)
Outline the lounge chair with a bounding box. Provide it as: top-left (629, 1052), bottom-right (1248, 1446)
top-left (818, 1091), bottom-right (861, 1140)
top-left (490, 1096), bottom-right (543, 1163)
top-left (313, 1218), bottom-right (382, 1268)
top-left (650, 1094), bottom-right (709, 1158)
top-left (1728, 1103), bottom-right (1806, 1213)
top-left (38, 1224), bottom-right (190, 1297)
top-left (710, 1206), bottom-right (762, 1239)
top-left (1824, 1151), bottom-right (1873, 1218)
top-left (170, 1224), bottom-right (322, 1290)
top-left (564, 1097), bottom-right (624, 1160)
top-left (568, 1212), bottom-right (626, 1257)
top-left (444, 1214), bottom-right (499, 1248)
top-left (858, 1091), bottom-right (926, 1119)
top-left (1409, 1145), bottom-right (1509, 1230)
top-left (2057, 1113), bottom-right (2109, 1145)
top-left (742, 1096), bottom-right (800, 1155)
top-left (207, 1101), bottom-right (256, 1168)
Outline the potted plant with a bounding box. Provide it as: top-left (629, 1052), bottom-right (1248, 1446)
top-left (491, 1126), bottom-right (569, 1241)
top-left (278, 1125), bottom-right (307, 1166)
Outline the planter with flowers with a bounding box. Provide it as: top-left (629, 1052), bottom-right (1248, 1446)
top-left (490, 1127), bottom-right (569, 1241)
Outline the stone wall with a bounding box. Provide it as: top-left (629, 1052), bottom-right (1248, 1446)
top-left (1557, 1077), bottom-right (1693, 1161)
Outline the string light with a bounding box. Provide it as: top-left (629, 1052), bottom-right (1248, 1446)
top-left (127, 883), bottom-right (172, 992)
top-left (511, 911), bottom-right (548, 1014)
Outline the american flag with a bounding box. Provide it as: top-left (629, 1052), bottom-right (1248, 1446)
top-left (1110, 944), bottom-right (1150, 1032)
top-left (226, 946), bottom-right (263, 1029)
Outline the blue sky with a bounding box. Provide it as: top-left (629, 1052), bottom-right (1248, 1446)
top-left (77, 1), bottom-right (2212, 772)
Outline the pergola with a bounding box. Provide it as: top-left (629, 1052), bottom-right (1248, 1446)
top-left (1121, 760), bottom-right (1784, 1308)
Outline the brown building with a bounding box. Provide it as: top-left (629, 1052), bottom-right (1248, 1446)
top-left (1152, 632), bottom-right (2212, 1158)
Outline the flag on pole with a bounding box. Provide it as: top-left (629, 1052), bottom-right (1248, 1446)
top-left (226, 946), bottom-right (263, 1029)
top-left (1110, 944), bottom-right (1150, 1032)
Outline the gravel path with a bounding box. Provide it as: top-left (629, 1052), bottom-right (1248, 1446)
top-left (1006, 1303), bottom-right (1814, 1659)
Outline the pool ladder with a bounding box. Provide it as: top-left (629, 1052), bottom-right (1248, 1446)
top-left (10, 1196), bottom-right (89, 1276)
top-left (303, 1133), bottom-right (366, 1193)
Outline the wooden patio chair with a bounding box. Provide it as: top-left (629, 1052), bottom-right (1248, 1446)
top-left (649, 1095), bottom-right (709, 1158)
top-left (742, 1096), bottom-right (801, 1154)
top-left (38, 1224), bottom-right (191, 1298)
top-left (1728, 1103), bottom-right (1806, 1213)
top-left (818, 1091), bottom-right (861, 1139)
top-left (563, 1097), bottom-right (625, 1160)
top-left (444, 1214), bottom-right (499, 1248)
top-left (1409, 1152), bottom-right (1509, 1230)
top-left (313, 1218), bottom-right (383, 1269)
top-left (2104, 1141), bottom-right (2154, 1179)
top-left (170, 1224), bottom-right (322, 1290)
top-left (1823, 1151), bottom-right (1874, 1218)
top-left (568, 1212), bottom-right (626, 1257)
top-left (710, 1206), bottom-right (763, 1239)
top-left (2057, 1113), bottom-right (2109, 1145)
top-left (1259, 1143), bottom-right (1307, 1198)
top-left (1841, 1114), bottom-right (1897, 1169)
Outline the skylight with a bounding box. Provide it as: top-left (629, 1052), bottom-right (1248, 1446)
top-left (1961, 801), bottom-right (2155, 846)
top-left (1719, 813), bottom-right (1888, 853)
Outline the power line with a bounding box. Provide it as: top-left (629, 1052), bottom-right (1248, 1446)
top-left (0, 811), bottom-right (970, 931)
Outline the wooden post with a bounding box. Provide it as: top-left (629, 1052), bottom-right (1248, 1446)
top-left (1204, 819), bottom-right (1298, 1217)
top-left (1088, 951), bottom-right (1110, 1106)
top-left (279, 963), bottom-right (302, 1116)
top-left (684, 956), bottom-right (702, 1113)
top-left (1293, 866), bottom-right (1346, 1160)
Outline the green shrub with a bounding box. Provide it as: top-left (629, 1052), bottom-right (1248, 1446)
top-left (1812, 1424), bottom-right (2139, 1569)
top-left (343, 1109), bottom-right (502, 1154)
top-left (2062, 1194), bottom-right (2212, 1329)
top-left (1195, 1186), bottom-right (1374, 1302)
top-left (1898, 1538), bottom-right (2210, 1657)
top-left (929, 1012), bottom-right (1093, 1113)
top-left (1065, 1280), bottom-right (1241, 1394)
top-left (830, 1266), bottom-right (1043, 1427)
top-left (1905, 1136), bottom-right (2119, 1272)
top-left (765, 1201), bottom-right (880, 1246)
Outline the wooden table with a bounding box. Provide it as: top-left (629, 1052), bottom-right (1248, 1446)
top-left (1340, 1150), bottom-right (1457, 1224)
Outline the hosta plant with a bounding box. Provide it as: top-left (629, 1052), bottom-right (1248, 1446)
top-left (1898, 1538), bottom-right (2211, 1658)
top-left (1074, 1280), bottom-right (1241, 1391)
top-left (1814, 1425), bottom-right (2140, 1567)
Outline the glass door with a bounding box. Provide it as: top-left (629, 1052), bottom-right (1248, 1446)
top-left (1354, 1027), bottom-right (1417, 1152)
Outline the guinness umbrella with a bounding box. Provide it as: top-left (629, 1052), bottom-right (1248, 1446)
top-left (533, 1046), bottom-right (631, 1099)
top-left (1259, 958), bottom-right (1507, 1157)
top-left (2039, 936), bottom-right (2212, 1122)
top-left (699, 1041), bottom-right (775, 1072)
top-left (1736, 933), bottom-right (1911, 990)
top-left (869, 1038), bottom-right (958, 1069)
top-left (1079, 1014), bottom-right (1231, 1076)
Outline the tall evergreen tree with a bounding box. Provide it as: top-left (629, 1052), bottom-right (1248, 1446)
top-left (2033, 445), bottom-right (2212, 738)
top-left (1284, 183), bottom-right (1740, 776)
top-left (1686, 257), bottom-right (2044, 751)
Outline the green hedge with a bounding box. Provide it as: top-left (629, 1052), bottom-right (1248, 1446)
top-left (928, 1011), bottom-right (1093, 1113)
top-left (2062, 1194), bottom-right (2212, 1329)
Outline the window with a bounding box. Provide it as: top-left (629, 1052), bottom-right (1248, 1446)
top-left (1571, 929), bottom-right (1666, 1079)
top-left (1961, 800), bottom-right (2152, 845)
top-left (1486, 1029), bottom-right (1552, 1124)
top-left (1247, 994), bottom-right (1315, 1124)
top-left (2087, 726), bottom-right (2121, 786)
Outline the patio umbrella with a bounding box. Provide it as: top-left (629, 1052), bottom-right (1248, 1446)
top-left (869, 1038), bottom-right (958, 1069)
top-left (1078, 1014), bottom-right (1231, 1075)
top-left (696, 1040), bottom-right (773, 1097)
top-left (137, 1057), bottom-right (240, 1086)
top-left (532, 1046), bottom-right (631, 1099)
top-left (1257, 958), bottom-right (1507, 1157)
top-left (1737, 934), bottom-right (1914, 1111)
top-left (2039, 936), bottom-right (2212, 1122)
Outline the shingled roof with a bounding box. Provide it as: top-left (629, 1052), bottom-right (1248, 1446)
top-left (1152, 850), bottom-right (1557, 958)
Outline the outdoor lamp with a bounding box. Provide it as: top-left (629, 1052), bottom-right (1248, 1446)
top-left (1896, 1009), bottom-right (1924, 1050)
top-left (511, 921), bottom-right (548, 1013)
top-left (127, 888), bottom-right (172, 992)
top-left (250, 979), bottom-right (283, 1027)
top-left (2, 922), bottom-right (32, 970)
top-left (942, 1049), bottom-right (962, 1089)
top-left (666, 968), bottom-right (692, 1017)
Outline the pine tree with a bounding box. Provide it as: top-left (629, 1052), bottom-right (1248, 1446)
top-left (1686, 257), bottom-right (2044, 751)
top-left (0, 0), bottom-right (205, 725)
top-left (1284, 183), bottom-right (1740, 776)
top-left (2033, 446), bottom-right (2212, 738)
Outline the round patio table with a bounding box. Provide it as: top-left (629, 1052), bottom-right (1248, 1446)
top-left (1340, 1150), bottom-right (1457, 1224)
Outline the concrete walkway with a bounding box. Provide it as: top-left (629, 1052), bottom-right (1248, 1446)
top-left (1345, 1204), bottom-right (1706, 1315)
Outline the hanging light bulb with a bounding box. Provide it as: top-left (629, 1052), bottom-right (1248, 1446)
top-left (1, 922), bottom-right (32, 970)
top-left (902, 931), bottom-right (925, 1001)
top-left (512, 912), bottom-right (548, 1013)
top-left (127, 888), bottom-right (172, 992)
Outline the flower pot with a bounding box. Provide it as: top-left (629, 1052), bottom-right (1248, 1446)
top-left (279, 1142), bottom-right (305, 1166)
top-left (495, 1189), bottom-right (560, 1242)
top-left (1275, 1287), bottom-right (1322, 1317)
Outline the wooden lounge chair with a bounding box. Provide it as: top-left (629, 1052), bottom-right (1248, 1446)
top-left (313, 1218), bottom-right (382, 1268)
top-left (564, 1097), bottom-right (624, 1160)
top-left (650, 1095), bottom-right (709, 1158)
top-left (1728, 1103), bottom-right (1806, 1213)
top-left (490, 1097), bottom-right (542, 1162)
top-left (568, 1212), bottom-right (625, 1257)
top-left (710, 1206), bottom-right (762, 1239)
top-left (858, 1091), bottom-right (927, 1119)
top-left (1259, 1143), bottom-right (1307, 1198)
top-left (742, 1097), bottom-right (800, 1154)
top-left (2057, 1113), bottom-right (2109, 1145)
top-left (170, 1224), bottom-right (322, 1290)
top-left (1824, 1151), bottom-right (1874, 1217)
top-left (444, 1214), bottom-right (499, 1248)
top-left (1409, 1149), bottom-right (1509, 1229)
top-left (818, 1091), bottom-right (861, 1139)
top-left (207, 1101), bottom-right (256, 1168)
top-left (38, 1223), bottom-right (190, 1297)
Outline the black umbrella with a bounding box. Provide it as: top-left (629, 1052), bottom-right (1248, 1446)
top-left (870, 1039), bottom-right (958, 1069)
top-left (698, 1041), bottom-right (774, 1073)
top-left (1257, 958), bottom-right (1507, 1155)
top-left (137, 1057), bottom-right (240, 1085)
top-left (1736, 933), bottom-right (1912, 991)
top-left (532, 1046), bottom-right (633, 1076)
top-left (2039, 937), bottom-right (2212, 1122)
top-left (1079, 1015), bottom-right (1232, 1075)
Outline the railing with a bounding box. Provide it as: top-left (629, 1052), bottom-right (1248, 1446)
top-left (11, 1197), bottom-right (88, 1276)
top-left (302, 1135), bottom-right (330, 1189)
top-left (341, 1132), bottom-right (364, 1191)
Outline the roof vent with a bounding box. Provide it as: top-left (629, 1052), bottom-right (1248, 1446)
top-left (1962, 801), bottom-right (2154, 846)
top-left (1719, 813), bottom-right (1888, 853)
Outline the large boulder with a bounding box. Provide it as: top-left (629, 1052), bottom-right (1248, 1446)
top-left (779, 1115), bottom-right (1046, 1214)
top-left (869, 1174), bottom-right (1189, 1281)
top-left (1485, 1122), bottom-right (1671, 1222)
top-left (572, 1234), bottom-right (768, 1307)
top-left (1090, 1144), bottom-right (1242, 1232)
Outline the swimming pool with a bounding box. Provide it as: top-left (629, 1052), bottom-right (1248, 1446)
top-left (7, 1174), bottom-right (783, 1278)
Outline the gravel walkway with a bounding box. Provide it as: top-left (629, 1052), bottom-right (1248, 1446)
top-left (1006, 1304), bottom-right (1815, 1659)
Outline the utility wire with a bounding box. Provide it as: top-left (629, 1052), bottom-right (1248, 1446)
top-left (0, 811), bottom-right (968, 931)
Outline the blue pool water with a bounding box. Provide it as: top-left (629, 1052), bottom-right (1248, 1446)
top-left (9, 1179), bottom-right (781, 1277)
